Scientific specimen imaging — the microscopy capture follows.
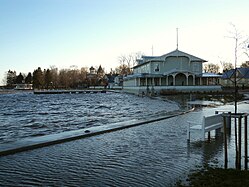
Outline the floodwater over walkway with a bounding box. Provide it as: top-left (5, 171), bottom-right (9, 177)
top-left (0, 92), bottom-right (248, 186)
top-left (0, 92), bottom-right (179, 144)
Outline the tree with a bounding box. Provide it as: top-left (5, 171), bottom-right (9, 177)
top-left (79, 67), bottom-right (88, 87)
top-left (242, 38), bottom-right (249, 59)
top-left (240, 61), bottom-right (249, 68)
top-left (25, 72), bottom-right (32, 84)
top-left (6, 70), bottom-right (16, 86)
top-left (115, 64), bottom-right (132, 75)
top-left (59, 69), bottom-right (69, 89)
top-left (33, 67), bottom-right (44, 89)
top-left (220, 61), bottom-right (234, 72)
top-left (116, 52), bottom-right (144, 75)
top-left (44, 69), bottom-right (53, 89)
top-left (49, 66), bottom-right (59, 89)
top-left (204, 63), bottom-right (220, 73)
top-left (16, 73), bottom-right (24, 84)
top-left (68, 66), bottom-right (80, 88)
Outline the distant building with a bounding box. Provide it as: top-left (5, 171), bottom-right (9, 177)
top-left (87, 66), bottom-right (107, 87)
top-left (105, 74), bottom-right (123, 89)
top-left (123, 49), bottom-right (222, 95)
top-left (15, 84), bottom-right (33, 90)
top-left (221, 68), bottom-right (249, 88)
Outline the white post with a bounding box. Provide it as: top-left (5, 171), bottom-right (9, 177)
top-left (202, 116), bottom-right (206, 141)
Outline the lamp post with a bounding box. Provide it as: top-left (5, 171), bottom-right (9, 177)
top-left (234, 37), bottom-right (238, 114)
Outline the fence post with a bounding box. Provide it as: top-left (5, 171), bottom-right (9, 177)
top-left (238, 116), bottom-right (242, 170)
top-left (245, 115), bottom-right (248, 170)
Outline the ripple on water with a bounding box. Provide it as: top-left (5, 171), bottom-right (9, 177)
top-left (0, 114), bottom-right (214, 186)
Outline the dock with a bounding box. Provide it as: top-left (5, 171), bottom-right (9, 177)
top-left (34, 90), bottom-right (107, 94)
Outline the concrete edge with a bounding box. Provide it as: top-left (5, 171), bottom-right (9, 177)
top-left (0, 108), bottom-right (194, 157)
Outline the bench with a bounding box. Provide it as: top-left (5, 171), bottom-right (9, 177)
top-left (187, 114), bottom-right (223, 141)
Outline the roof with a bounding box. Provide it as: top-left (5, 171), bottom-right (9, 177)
top-left (158, 49), bottom-right (207, 62)
top-left (222, 68), bottom-right (249, 79)
top-left (201, 72), bottom-right (222, 78)
top-left (133, 49), bottom-right (207, 69)
top-left (124, 73), bottom-right (163, 80)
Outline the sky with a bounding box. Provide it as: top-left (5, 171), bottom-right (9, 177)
top-left (0, 0), bottom-right (249, 85)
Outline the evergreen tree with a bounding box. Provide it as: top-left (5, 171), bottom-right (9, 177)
top-left (33, 67), bottom-right (44, 89)
top-left (6, 70), bottom-right (16, 86)
top-left (25, 72), bottom-right (32, 84)
top-left (44, 69), bottom-right (52, 89)
top-left (16, 73), bottom-right (24, 84)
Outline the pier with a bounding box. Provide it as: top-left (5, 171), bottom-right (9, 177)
top-left (33, 89), bottom-right (107, 94)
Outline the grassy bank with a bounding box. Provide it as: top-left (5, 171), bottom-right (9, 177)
top-left (176, 167), bottom-right (249, 187)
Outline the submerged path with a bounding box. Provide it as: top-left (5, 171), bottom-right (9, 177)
top-left (0, 102), bottom-right (248, 186)
top-left (0, 109), bottom-right (191, 157)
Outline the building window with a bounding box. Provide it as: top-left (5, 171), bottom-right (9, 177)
top-left (155, 64), bottom-right (159, 72)
top-left (193, 63), bottom-right (199, 72)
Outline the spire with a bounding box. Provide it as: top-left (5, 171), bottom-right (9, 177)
top-left (176, 28), bottom-right (179, 50)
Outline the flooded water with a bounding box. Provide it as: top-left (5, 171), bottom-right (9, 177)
top-left (0, 113), bottom-right (204, 187)
top-left (0, 91), bottom-right (248, 186)
top-left (0, 92), bottom-right (179, 144)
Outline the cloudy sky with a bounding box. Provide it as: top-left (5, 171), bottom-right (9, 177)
top-left (0, 0), bottom-right (248, 85)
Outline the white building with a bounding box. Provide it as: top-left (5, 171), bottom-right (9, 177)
top-left (123, 49), bottom-right (222, 95)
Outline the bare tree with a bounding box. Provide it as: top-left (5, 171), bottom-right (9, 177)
top-left (50, 66), bottom-right (59, 89)
top-left (225, 23), bottom-right (249, 68)
top-left (225, 23), bottom-right (246, 115)
top-left (79, 67), bottom-right (88, 86)
top-left (242, 38), bottom-right (249, 59)
top-left (240, 61), bottom-right (249, 68)
top-left (117, 52), bottom-right (144, 75)
top-left (59, 69), bottom-right (69, 89)
top-left (204, 63), bottom-right (220, 73)
top-left (117, 55), bottom-right (132, 75)
top-left (220, 61), bottom-right (234, 72)
top-left (130, 51), bottom-right (144, 67)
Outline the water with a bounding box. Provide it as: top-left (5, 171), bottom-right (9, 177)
top-left (0, 92), bottom-right (179, 144)
top-left (0, 114), bottom-right (204, 187)
top-left (0, 91), bottom-right (248, 186)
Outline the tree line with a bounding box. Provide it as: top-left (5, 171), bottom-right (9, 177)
top-left (5, 65), bottom-right (110, 89)
top-left (4, 52), bottom-right (143, 89)
top-left (204, 61), bottom-right (249, 74)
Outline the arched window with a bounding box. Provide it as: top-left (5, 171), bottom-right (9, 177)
top-left (155, 64), bottom-right (159, 72)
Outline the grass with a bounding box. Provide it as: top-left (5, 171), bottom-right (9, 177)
top-left (176, 167), bottom-right (249, 187)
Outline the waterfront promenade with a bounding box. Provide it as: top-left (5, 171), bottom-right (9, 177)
top-left (0, 101), bottom-right (248, 186)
